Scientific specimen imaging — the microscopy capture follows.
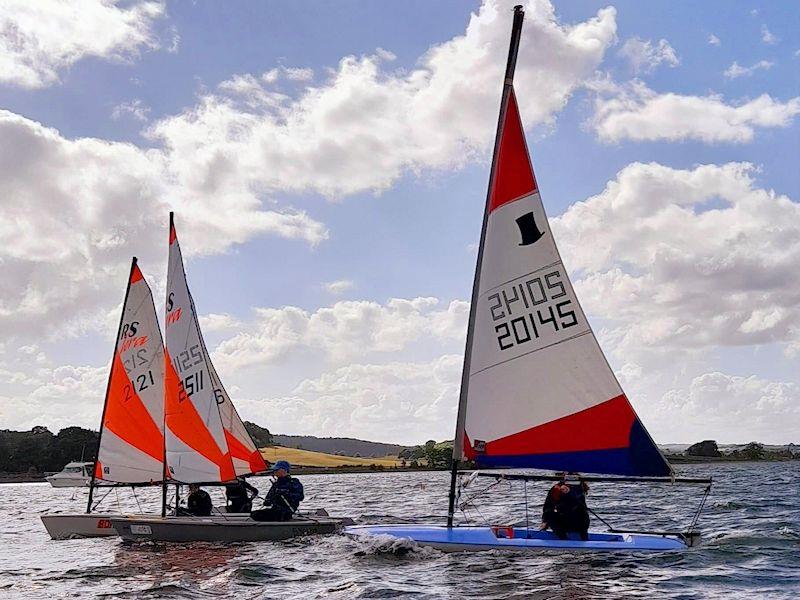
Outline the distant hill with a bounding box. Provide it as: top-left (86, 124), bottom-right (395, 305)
top-left (262, 445), bottom-right (402, 468)
top-left (272, 435), bottom-right (409, 458)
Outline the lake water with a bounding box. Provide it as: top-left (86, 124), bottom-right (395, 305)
top-left (1, 462), bottom-right (798, 599)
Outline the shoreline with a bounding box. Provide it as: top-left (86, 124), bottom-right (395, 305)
top-left (3, 457), bottom-right (798, 484)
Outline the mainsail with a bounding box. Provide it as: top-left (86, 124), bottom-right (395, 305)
top-left (94, 258), bottom-right (165, 484)
top-left (164, 213), bottom-right (267, 483)
top-left (452, 11), bottom-right (669, 478)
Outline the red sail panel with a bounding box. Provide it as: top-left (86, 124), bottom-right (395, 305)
top-left (487, 89), bottom-right (537, 214)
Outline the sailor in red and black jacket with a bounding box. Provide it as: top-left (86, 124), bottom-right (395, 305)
top-left (540, 476), bottom-right (590, 540)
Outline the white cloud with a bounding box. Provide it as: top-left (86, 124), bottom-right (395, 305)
top-left (618, 36), bottom-right (679, 74)
top-left (590, 80), bottom-right (800, 143)
top-left (0, 0), bottom-right (166, 89)
top-left (553, 162), bottom-right (800, 357)
top-left (708, 34), bottom-right (721, 47)
top-left (111, 99), bottom-right (151, 122)
top-left (724, 59), bottom-right (774, 79)
top-left (199, 313), bottom-right (243, 332)
top-left (323, 279), bottom-right (355, 295)
top-left (148, 0), bottom-right (617, 198)
top-left (238, 355), bottom-right (463, 444)
top-left (213, 297), bottom-right (469, 371)
top-left (761, 24), bottom-right (779, 45)
top-left (283, 67), bottom-right (314, 81)
top-left (656, 372), bottom-right (799, 444)
top-left (0, 110), bottom-right (327, 341)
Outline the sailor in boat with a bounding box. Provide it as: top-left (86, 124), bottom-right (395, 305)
top-left (250, 460), bottom-right (304, 522)
top-left (539, 474), bottom-right (590, 541)
top-left (225, 477), bottom-right (259, 513)
top-left (179, 483), bottom-right (213, 517)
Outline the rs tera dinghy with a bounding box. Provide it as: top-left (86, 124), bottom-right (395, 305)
top-left (345, 5), bottom-right (712, 553)
top-left (113, 214), bottom-right (346, 543)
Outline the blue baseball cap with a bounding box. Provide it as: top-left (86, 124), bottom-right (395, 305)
top-left (269, 460), bottom-right (291, 473)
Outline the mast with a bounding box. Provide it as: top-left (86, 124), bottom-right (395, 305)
top-left (87, 257), bottom-right (138, 514)
top-left (447, 5), bottom-right (525, 528)
top-left (162, 212), bottom-right (174, 516)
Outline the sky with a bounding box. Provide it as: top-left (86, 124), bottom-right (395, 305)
top-left (0, 0), bottom-right (798, 445)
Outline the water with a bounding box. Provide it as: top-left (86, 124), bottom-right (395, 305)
top-left (1, 462), bottom-right (798, 599)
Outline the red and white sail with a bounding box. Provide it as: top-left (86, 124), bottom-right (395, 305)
top-left (95, 259), bottom-right (165, 484)
top-left (453, 79), bottom-right (669, 476)
top-left (164, 214), bottom-right (267, 483)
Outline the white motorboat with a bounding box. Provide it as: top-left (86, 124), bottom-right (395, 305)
top-left (45, 462), bottom-right (93, 488)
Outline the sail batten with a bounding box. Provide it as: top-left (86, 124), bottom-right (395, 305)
top-left (452, 10), bottom-right (669, 478)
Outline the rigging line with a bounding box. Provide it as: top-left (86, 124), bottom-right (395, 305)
top-left (586, 506), bottom-right (616, 532)
top-left (131, 486), bottom-right (143, 514)
top-left (90, 487), bottom-right (114, 512)
top-left (524, 479), bottom-right (530, 536)
top-left (688, 483), bottom-right (712, 531)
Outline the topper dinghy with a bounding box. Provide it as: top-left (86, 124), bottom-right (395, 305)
top-left (345, 5), bottom-right (711, 553)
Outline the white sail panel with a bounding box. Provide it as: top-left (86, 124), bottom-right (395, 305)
top-left (164, 217), bottom-right (236, 483)
top-left (455, 90), bottom-right (669, 476)
top-left (95, 260), bottom-right (165, 484)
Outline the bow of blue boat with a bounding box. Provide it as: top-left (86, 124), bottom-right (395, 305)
top-left (344, 524), bottom-right (692, 552)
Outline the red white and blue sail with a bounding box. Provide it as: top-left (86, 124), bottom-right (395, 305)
top-left (453, 87), bottom-right (670, 477)
top-left (164, 214), bottom-right (268, 483)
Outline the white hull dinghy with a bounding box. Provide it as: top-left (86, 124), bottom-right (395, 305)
top-left (346, 5), bottom-right (712, 554)
top-left (41, 258), bottom-right (169, 540)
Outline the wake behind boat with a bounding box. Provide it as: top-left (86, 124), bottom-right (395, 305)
top-left (345, 5), bottom-right (712, 553)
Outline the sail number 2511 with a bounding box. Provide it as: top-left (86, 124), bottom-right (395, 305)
top-left (487, 269), bottom-right (578, 351)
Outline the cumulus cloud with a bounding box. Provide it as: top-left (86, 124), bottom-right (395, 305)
top-left (323, 280), bottom-right (355, 295)
top-left (0, 110), bottom-right (327, 341)
top-left (618, 36), bottom-right (679, 74)
top-left (724, 59), bottom-right (774, 79)
top-left (655, 372), bottom-right (799, 444)
top-left (552, 162), bottom-right (800, 358)
top-left (148, 0), bottom-right (617, 198)
top-left (213, 297), bottom-right (469, 371)
top-left (0, 0), bottom-right (166, 89)
top-left (236, 355), bottom-right (463, 444)
top-left (708, 34), bottom-right (721, 47)
top-left (590, 80), bottom-right (800, 143)
top-left (111, 99), bottom-right (151, 122)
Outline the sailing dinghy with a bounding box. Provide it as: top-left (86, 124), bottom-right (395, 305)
top-left (113, 214), bottom-right (344, 542)
top-left (41, 258), bottom-right (166, 539)
top-left (345, 5), bottom-right (711, 553)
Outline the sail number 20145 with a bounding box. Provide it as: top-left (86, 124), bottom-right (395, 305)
top-left (487, 269), bottom-right (578, 351)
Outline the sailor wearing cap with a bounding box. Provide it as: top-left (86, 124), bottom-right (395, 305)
top-left (250, 460), bottom-right (305, 522)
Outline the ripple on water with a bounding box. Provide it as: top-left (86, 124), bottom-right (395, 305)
top-left (1, 463), bottom-right (798, 600)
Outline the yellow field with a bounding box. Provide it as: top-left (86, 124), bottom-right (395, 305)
top-left (260, 445), bottom-right (403, 468)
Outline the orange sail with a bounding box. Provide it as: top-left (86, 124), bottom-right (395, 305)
top-left (95, 259), bottom-right (165, 483)
top-left (164, 214), bottom-right (267, 482)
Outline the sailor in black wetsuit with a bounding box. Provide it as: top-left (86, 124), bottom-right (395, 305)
top-left (250, 460), bottom-right (304, 522)
top-left (225, 477), bottom-right (259, 513)
top-left (180, 483), bottom-right (213, 517)
top-left (540, 477), bottom-right (590, 541)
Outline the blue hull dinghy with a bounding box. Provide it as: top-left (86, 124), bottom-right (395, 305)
top-left (348, 5), bottom-right (713, 554)
top-left (345, 524), bottom-right (694, 553)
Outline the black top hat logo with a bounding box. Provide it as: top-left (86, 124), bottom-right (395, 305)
top-left (515, 212), bottom-right (545, 246)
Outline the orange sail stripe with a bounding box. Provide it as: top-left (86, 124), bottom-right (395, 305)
top-left (488, 89), bottom-right (537, 213)
top-left (224, 429), bottom-right (268, 474)
top-left (102, 351), bottom-right (164, 463)
top-left (130, 264), bottom-right (144, 284)
top-left (164, 350), bottom-right (235, 481)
